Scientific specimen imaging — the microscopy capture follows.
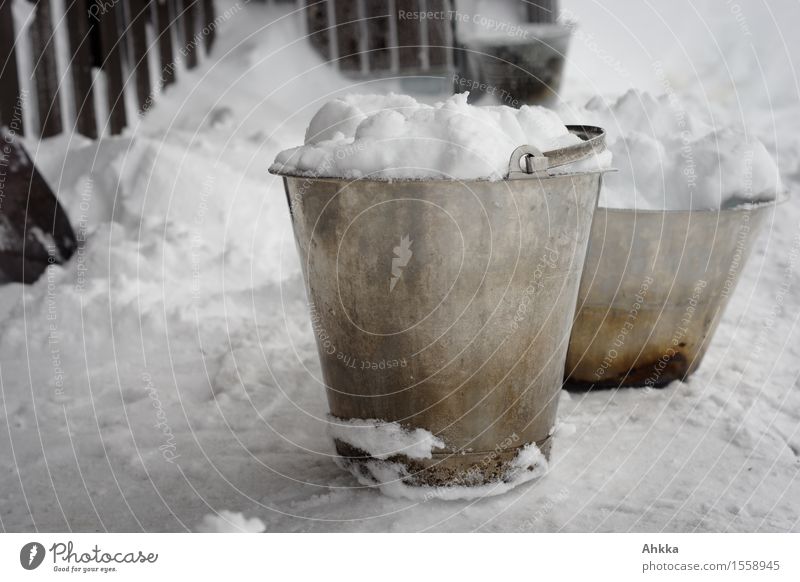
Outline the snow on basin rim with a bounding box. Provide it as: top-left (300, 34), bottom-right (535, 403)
top-left (270, 93), bottom-right (611, 181)
top-left (573, 90), bottom-right (785, 211)
top-left (593, 195), bottom-right (788, 215)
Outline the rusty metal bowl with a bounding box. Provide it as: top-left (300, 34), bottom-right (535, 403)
top-left (564, 200), bottom-right (783, 390)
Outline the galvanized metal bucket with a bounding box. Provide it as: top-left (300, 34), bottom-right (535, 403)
top-left (564, 201), bottom-right (781, 390)
top-left (272, 126), bottom-right (607, 491)
top-left (455, 24), bottom-right (572, 105)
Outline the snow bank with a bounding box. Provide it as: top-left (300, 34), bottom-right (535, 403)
top-left (271, 93), bottom-right (609, 180)
top-left (327, 416), bottom-right (445, 460)
top-left (336, 442), bottom-right (548, 501)
top-left (575, 90), bottom-right (783, 210)
top-left (195, 511), bottom-right (266, 533)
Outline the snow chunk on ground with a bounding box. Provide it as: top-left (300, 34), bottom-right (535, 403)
top-left (195, 511), bottom-right (266, 533)
top-left (574, 89), bottom-right (784, 210)
top-left (327, 416), bottom-right (445, 460)
top-left (271, 93), bottom-right (609, 180)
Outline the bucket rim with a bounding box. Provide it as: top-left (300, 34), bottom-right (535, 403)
top-left (270, 167), bottom-right (613, 183)
top-left (595, 192), bottom-right (790, 216)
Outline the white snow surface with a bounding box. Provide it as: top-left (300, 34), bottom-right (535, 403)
top-left (195, 510), bottom-right (266, 533)
top-left (270, 92), bottom-right (610, 180)
top-left (1, 0), bottom-right (800, 532)
top-left (327, 417), bottom-right (445, 461)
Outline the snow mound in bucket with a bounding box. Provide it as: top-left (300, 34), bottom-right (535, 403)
top-left (571, 90), bottom-right (784, 210)
top-left (271, 93), bottom-right (610, 180)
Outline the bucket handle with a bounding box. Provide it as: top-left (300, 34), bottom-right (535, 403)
top-left (508, 125), bottom-right (606, 179)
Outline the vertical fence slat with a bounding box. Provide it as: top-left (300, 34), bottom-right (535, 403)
top-left (181, 0), bottom-right (198, 69)
top-left (395, 0), bottom-right (421, 70)
top-left (98, 3), bottom-right (127, 134)
top-left (425, 0), bottom-right (449, 69)
top-left (201, 0), bottom-right (215, 53)
top-left (3, 0), bottom-right (201, 140)
top-left (333, 0), bottom-right (360, 73)
top-left (304, 0), bottom-right (330, 62)
top-left (30, 0), bottom-right (62, 137)
top-left (154, 0), bottom-right (176, 88)
top-left (364, 0), bottom-right (391, 73)
top-left (0, 0), bottom-right (23, 132)
top-left (526, 0), bottom-right (558, 24)
top-left (67, 0), bottom-right (97, 138)
top-left (128, 0), bottom-right (152, 113)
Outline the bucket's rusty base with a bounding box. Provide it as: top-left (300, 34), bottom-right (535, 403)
top-left (334, 436), bottom-right (552, 489)
top-left (564, 351), bottom-right (691, 391)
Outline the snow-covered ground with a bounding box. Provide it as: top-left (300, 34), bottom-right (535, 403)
top-left (1, 0), bottom-right (799, 532)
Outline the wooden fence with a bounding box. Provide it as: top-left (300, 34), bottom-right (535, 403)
top-left (0, 1), bottom-right (560, 139)
top-left (304, 0), bottom-right (455, 77)
top-left (302, 0), bottom-right (558, 78)
top-left (0, 0), bottom-right (218, 139)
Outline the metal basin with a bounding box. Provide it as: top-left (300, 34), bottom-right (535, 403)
top-left (456, 24), bottom-right (572, 105)
top-left (564, 202), bottom-right (780, 389)
top-left (273, 127), bottom-right (607, 489)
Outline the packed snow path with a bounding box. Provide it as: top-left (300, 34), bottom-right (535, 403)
top-left (0, 0), bottom-right (798, 532)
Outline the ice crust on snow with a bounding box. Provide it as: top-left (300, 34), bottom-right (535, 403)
top-left (271, 93), bottom-right (610, 180)
top-left (196, 510), bottom-right (266, 533)
top-left (576, 90), bottom-right (784, 210)
top-left (327, 416), bottom-right (445, 460)
top-left (336, 442), bottom-right (549, 501)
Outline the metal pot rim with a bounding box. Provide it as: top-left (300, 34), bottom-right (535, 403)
top-left (269, 168), bottom-right (611, 183)
top-left (460, 23), bottom-right (573, 48)
top-left (595, 192), bottom-right (789, 216)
